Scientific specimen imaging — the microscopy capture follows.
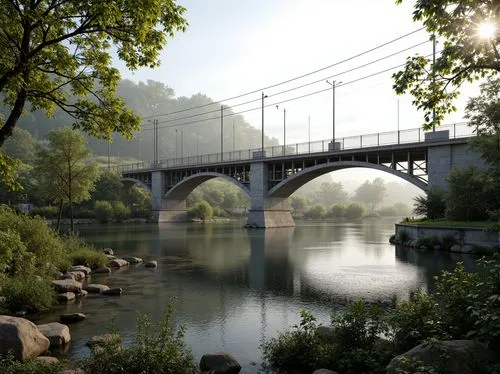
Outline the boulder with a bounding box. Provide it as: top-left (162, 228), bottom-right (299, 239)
top-left (123, 256), bottom-right (143, 264)
top-left (0, 315), bottom-right (50, 360)
top-left (58, 369), bottom-right (86, 374)
top-left (109, 259), bottom-right (129, 268)
top-left (145, 260), bottom-right (158, 268)
top-left (60, 313), bottom-right (86, 324)
top-left (200, 352), bottom-right (241, 374)
top-left (37, 322), bottom-right (71, 347)
top-left (57, 292), bottom-right (76, 302)
top-left (51, 279), bottom-right (82, 294)
top-left (386, 340), bottom-right (496, 374)
top-left (71, 265), bottom-right (92, 276)
top-left (91, 266), bottom-right (111, 275)
top-left (313, 370), bottom-right (339, 374)
top-left (85, 284), bottom-right (110, 293)
top-left (35, 356), bottom-right (60, 365)
top-left (77, 290), bottom-right (88, 298)
top-left (461, 245), bottom-right (473, 254)
top-left (66, 271), bottom-right (86, 282)
top-left (102, 248), bottom-right (114, 255)
top-left (102, 287), bottom-right (123, 296)
top-left (86, 333), bottom-right (120, 347)
top-left (105, 254), bottom-right (116, 260)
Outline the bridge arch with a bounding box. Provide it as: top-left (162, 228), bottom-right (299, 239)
top-left (165, 172), bottom-right (250, 203)
top-left (268, 161), bottom-right (427, 198)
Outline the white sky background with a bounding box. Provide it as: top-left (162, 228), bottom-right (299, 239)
top-left (116, 0), bottom-right (481, 189)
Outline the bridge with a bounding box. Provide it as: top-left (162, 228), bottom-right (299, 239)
top-left (115, 123), bottom-right (483, 227)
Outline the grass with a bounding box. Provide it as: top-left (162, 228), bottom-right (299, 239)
top-left (401, 219), bottom-right (494, 229)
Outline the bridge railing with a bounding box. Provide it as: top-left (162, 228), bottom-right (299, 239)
top-left (115, 122), bottom-right (473, 172)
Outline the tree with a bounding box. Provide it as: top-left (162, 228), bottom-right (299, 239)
top-left (188, 201), bottom-right (213, 221)
top-left (316, 181), bottom-right (348, 207)
top-left (354, 178), bottom-right (387, 211)
top-left (0, 1), bottom-right (187, 184)
top-left (393, 0), bottom-right (499, 129)
top-left (3, 128), bottom-right (37, 164)
top-left (303, 204), bottom-right (326, 220)
top-left (413, 187), bottom-right (447, 219)
top-left (34, 128), bottom-right (98, 231)
top-left (344, 203), bottom-right (365, 219)
top-left (289, 195), bottom-right (309, 214)
top-left (446, 166), bottom-right (490, 221)
top-left (92, 171), bottom-right (123, 203)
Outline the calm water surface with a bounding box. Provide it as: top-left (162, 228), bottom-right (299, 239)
top-left (37, 219), bottom-right (477, 372)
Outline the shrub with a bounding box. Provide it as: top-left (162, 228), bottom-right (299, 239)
top-left (415, 235), bottom-right (440, 250)
top-left (30, 205), bottom-right (59, 219)
top-left (378, 206), bottom-right (398, 217)
top-left (328, 204), bottom-right (345, 218)
top-left (387, 289), bottom-right (441, 352)
top-left (0, 353), bottom-right (62, 374)
top-left (440, 233), bottom-right (457, 251)
top-left (112, 201), bottom-right (131, 222)
top-left (187, 201), bottom-right (213, 220)
top-left (82, 307), bottom-right (198, 374)
top-left (74, 208), bottom-right (96, 219)
top-left (413, 187), bottom-right (446, 219)
top-left (304, 204), bottom-right (327, 219)
top-left (0, 275), bottom-right (55, 314)
top-left (261, 310), bottom-right (334, 372)
top-left (344, 203), bottom-right (365, 219)
top-left (63, 235), bottom-right (107, 269)
top-left (0, 230), bottom-right (35, 277)
top-left (94, 200), bottom-right (114, 223)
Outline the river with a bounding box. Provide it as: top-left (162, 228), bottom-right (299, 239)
top-left (35, 219), bottom-right (477, 372)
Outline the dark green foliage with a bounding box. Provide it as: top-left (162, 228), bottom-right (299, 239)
top-left (344, 203), bottom-right (365, 219)
top-left (94, 200), bottom-right (114, 223)
top-left (446, 166), bottom-right (490, 221)
top-left (328, 204), bottom-right (345, 218)
top-left (82, 308), bottom-right (198, 374)
top-left (0, 354), bottom-right (62, 374)
top-left (30, 206), bottom-right (59, 219)
top-left (413, 188), bottom-right (446, 219)
top-left (440, 233), bottom-right (458, 251)
top-left (64, 235), bottom-right (107, 269)
top-left (415, 236), bottom-right (440, 250)
top-left (0, 275), bottom-right (55, 314)
top-left (187, 201), bottom-right (213, 220)
top-left (304, 204), bottom-right (327, 219)
top-left (261, 310), bottom-right (335, 373)
top-left (111, 201), bottom-right (131, 222)
top-left (398, 230), bottom-right (410, 243)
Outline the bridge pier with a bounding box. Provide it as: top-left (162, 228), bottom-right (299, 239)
top-left (246, 162), bottom-right (294, 228)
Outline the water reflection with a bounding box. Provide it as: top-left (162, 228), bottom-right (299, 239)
top-left (45, 220), bottom-right (479, 373)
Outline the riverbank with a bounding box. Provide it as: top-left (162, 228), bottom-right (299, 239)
top-left (391, 221), bottom-right (500, 253)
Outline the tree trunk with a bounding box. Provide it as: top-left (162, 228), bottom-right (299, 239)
top-left (69, 197), bottom-right (74, 233)
top-left (56, 200), bottom-right (63, 233)
top-left (0, 88), bottom-right (27, 147)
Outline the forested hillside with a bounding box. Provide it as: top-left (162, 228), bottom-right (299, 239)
top-left (0, 80), bottom-right (278, 161)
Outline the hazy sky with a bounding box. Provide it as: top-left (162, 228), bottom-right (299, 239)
top-left (116, 0), bottom-right (480, 189)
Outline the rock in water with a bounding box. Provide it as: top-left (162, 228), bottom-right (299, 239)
top-left (71, 265), bottom-right (91, 276)
top-left (200, 352), bottom-right (241, 374)
top-left (102, 287), bottom-right (123, 296)
top-left (145, 260), bottom-right (158, 268)
top-left (109, 259), bottom-right (129, 268)
top-left (91, 266), bottom-right (111, 274)
top-left (37, 322), bottom-right (71, 347)
top-left (102, 248), bottom-right (114, 255)
top-left (85, 284), bottom-right (110, 293)
top-left (60, 313), bottom-right (86, 324)
top-left (51, 279), bottom-right (82, 294)
top-left (0, 315), bottom-right (50, 360)
top-left (86, 333), bottom-right (120, 347)
top-left (57, 292), bottom-right (76, 302)
top-left (123, 256), bottom-right (143, 264)
top-left (386, 340), bottom-right (496, 374)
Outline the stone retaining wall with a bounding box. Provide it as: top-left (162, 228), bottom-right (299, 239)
top-left (395, 223), bottom-right (499, 248)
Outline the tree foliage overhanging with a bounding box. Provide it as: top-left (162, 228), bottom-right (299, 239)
top-left (0, 0), bottom-right (187, 147)
top-left (393, 0), bottom-right (499, 129)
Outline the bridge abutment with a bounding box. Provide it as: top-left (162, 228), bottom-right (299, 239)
top-left (246, 162), bottom-right (294, 228)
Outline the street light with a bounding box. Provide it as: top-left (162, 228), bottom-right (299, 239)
top-left (147, 118), bottom-right (158, 163)
top-left (261, 92), bottom-right (268, 154)
top-left (326, 80), bottom-right (341, 148)
top-left (276, 105), bottom-right (286, 155)
top-left (175, 129), bottom-right (178, 159)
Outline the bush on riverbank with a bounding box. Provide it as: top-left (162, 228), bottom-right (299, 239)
top-left (82, 308), bottom-right (198, 374)
top-left (0, 205), bottom-right (109, 313)
top-left (262, 256), bottom-right (500, 373)
top-left (0, 353), bottom-right (62, 374)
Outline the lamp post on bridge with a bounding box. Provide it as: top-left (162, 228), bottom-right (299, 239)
top-left (175, 129), bottom-right (178, 159)
top-left (276, 105), bottom-right (286, 155)
top-left (147, 118), bottom-right (159, 164)
top-left (261, 92), bottom-right (268, 155)
top-left (326, 80), bottom-right (341, 151)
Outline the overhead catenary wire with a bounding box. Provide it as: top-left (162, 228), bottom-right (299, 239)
top-left (142, 39), bottom-right (430, 128)
top-left (142, 27), bottom-right (426, 121)
top-left (141, 50), bottom-right (441, 132)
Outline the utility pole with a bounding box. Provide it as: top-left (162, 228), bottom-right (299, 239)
top-left (432, 34), bottom-right (436, 131)
top-left (261, 92), bottom-right (268, 153)
top-left (155, 119), bottom-right (159, 163)
top-left (326, 80), bottom-right (341, 143)
top-left (181, 130), bottom-right (183, 158)
top-left (221, 105), bottom-right (224, 160)
top-left (175, 129), bottom-right (178, 158)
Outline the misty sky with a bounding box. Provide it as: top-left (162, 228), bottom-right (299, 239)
top-left (115, 0), bottom-right (481, 192)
